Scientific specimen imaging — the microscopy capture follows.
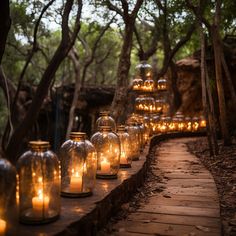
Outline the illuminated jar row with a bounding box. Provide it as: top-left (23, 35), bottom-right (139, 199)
top-left (150, 116), bottom-right (207, 134)
top-left (135, 97), bottom-right (169, 114)
top-left (132, 78), bottom-right (168, 92)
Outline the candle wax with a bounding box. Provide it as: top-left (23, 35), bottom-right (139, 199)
top-left (101, 159), bottom-right (110, 173)
top-left (0, 219), bottom-right (6, 236)
top-left (32, 190), bottom-right (49, 218)
top-left (70, 170), bottom-right (82, 192)
top-left (120, 152), bottom-right (127, 164)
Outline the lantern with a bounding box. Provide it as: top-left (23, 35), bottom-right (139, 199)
top-left (192, 117), bottom-right (200, 131)
top-left (143, 97), bottom-right (155, 112)
top-left (155, 99), bottom-right (166, 113)
top-left (117, 126), bottom-right (132, 168)
top-left (91, 126), bottom-right (120, 179)
top-left (159, 116), bottom-right (171, 133)
top-left (96, 111), bottom-right (116, 132)
top-left (143, 78), bottom-right (155, 92)
top-left (60, 132), bottom-right (97, 198)
top-left (126, 123), bottom-right (140, 161)
top-left (199, 116), bottom-right (207, 129)
top-left (0, 156), bottom-right (16, 235)
top-left (169, 117), bottom-right (178, 132)
top-left (135, 96), bottom-right (145, 111)
top-left (175, 112), bottom-right (185, 132)
top-left (132, 76), bottom-right (143, 91)
top-left (17, 141), bottom-right (60, 224)
top-left (135, 61), bottom-right (153, 81)
top-left (157, 78), bottom-right (168, 91)
top-left (184, 117), bottom-right (192, 132)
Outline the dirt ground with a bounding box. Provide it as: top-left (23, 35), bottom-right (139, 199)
top-left (187, 137), bottom-right (236, 236)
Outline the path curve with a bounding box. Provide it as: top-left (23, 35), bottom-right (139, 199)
top-left (112, 137), bottom-right (221, 236)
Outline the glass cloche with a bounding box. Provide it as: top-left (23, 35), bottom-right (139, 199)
top-left (17, 141), bottom-right (60, 224)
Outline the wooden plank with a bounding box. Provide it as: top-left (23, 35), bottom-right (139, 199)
top-left (148, 194), bottom-right (219, 204)
top-left (162, 186), bottom-right (218, 196)
top-left (127, 212), bottom-right (221, 228)
top-left (166, 178), bottom-right (215, 186)
top-left (163, 172), bottom-right (212, 179)
top-left (147, 196), bottom-right (219, 209)
top-left (113, 221), bottom-right (220, 236)
top-left (138, 204), bottom-right (220, 218)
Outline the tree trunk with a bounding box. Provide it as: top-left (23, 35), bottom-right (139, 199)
top-left (66, 50), bottom-right (81, 139)
top-left (199, 27), bottom-right (214, 156)
top-left (212, 25), bottom-right (231, 145)
top-left (111, 23), bottom-right (134, 123)
top-left (221, 52), bottom-right (236, 107)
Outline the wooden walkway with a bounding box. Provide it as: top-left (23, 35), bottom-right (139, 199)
top-left (112, 138), bottom-right (221, 236)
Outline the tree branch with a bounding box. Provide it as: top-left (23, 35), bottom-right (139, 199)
top-left (11, 0), bottom-right (56, 121)
top-left (81, 17), bottom-right (114, 86)
top-left (5, 0), bottom-right (83, 163)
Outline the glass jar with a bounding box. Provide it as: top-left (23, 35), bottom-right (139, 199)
top-left (143, 115), bottom-right (150, 138)
top-left (159, 116), bottom-right (170, 133)
top-left (185, 117), bottom-right (192, 132)
top-left (143, 78), bottom-right (155, 92)
top-left (59, 132), bottom-right (97, 198)
top-left (126, 123), bottom-right (140, 161)
top-left (117, 126), bottom-right (132, 168)
top-left (192, 117), bottom-right (200, 131)
top-left (17, 141), bottom-right (60, 224)
top-left (169, 117), bottom-right (179, 132)
top-left (135, 61), bottom-right (153, 81)
top-left (155, 99), bottom-right (165, 113)
top-left (91, 126), bottom-right (120, 179)
top-left (96, 111), bottom-right (116, 132)
top-left (199, 115), bottom-right (207, 129)
top-left (132, 76), bottom-right (143, 91)
top-left (135, 96), bottom-right (144, 111)
top-left (0, 156), bottom-right (16, 235)
top-left (157, 78), bottom-right (168, 91)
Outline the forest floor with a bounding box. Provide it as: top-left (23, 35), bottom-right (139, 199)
top-left (187, 137), bottom-right (236, 236)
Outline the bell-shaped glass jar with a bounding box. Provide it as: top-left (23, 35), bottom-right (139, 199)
top-left (91, 126), bottom-right (120, 179)
top-left (60, 132), bottom-right (97, 198)
top-left (157, 78), bottom-right (168, 91)
top-left (117, 126), bottom-right (132, 168)
top-left (143, 78), bottom-right (155, 92)
top-left (17, 141), bottom-right (60, 224)
top-left (126, 123), bottom-right (140, 161)
top-left (192, 117), bottom-right (200, 131)
top-left (155, 99), bottom-right (165, 113)
top-left (0, 156), bottom-right (16, 235)
top-left (169, 117), bottom-right (178, 132)
top-left (184, 117), bottom-right (192, 132)
top-left (135, 61), bottom-right (153, 81)
top-left (132, 76), bottom-right (143, 91)
top-left (199, 115), bottom-right (207, 129)
top-left (159, 116), bottom-right (170, 133)
top-left (96, 111), bottom-right (116, 132)
top-left (135, 96), bottom-right (145, 111)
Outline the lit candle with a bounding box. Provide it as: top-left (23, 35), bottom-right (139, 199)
top-left (0, 219), bottom-right (6, 236)
top-left (101, 158), bottom-right (110, 173)
top-left (200, 120), bottom-right (206, 127)
top-left (32, 189), bottom-right (49, 218)
top-left (70, 169), bottom-right (82, 192)
top-left (120, 151), bottom-right (127, 165)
